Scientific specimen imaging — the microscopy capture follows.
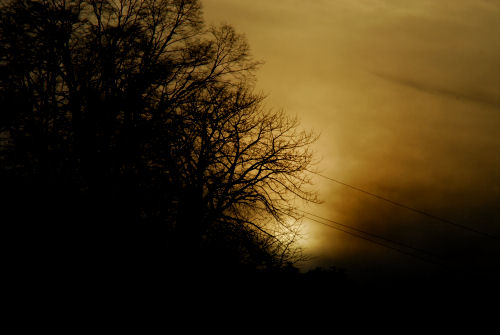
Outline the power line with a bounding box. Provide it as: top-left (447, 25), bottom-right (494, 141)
top-left (299, 209), bottom-right (445, 261)
top-left (307, 170), bottom-right (500, 242)
top-left (302, 215), bottom-right (446, 267)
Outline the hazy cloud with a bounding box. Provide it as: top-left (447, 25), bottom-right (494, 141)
top-left (203, 0), bottom-right (500, 286)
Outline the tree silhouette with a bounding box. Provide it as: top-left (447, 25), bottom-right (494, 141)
top-left (0, 0), bottom-right (319, 279)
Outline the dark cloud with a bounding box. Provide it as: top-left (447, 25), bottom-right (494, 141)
top-left (302, 177), bottom-right (500, 289)
top-left (372, 72), bottom-right (500, 109)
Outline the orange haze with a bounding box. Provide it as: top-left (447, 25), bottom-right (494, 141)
top-left (203, 0), bottom-right (500, 286)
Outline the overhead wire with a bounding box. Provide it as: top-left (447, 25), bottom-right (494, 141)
top-left (307, 170), bottom-right (500, 242)
top-left (299, 209), bottom-right (445, 261)
top-left (302, 214), bottom-right (446, 267)
top-left (283, 207), bottom-right (445, 266)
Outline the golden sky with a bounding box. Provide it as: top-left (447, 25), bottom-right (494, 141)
top-left (203, 0), bottom-right (500, 285)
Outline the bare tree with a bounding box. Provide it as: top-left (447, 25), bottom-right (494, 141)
top-left (164, 82), bottom-right (319, 268)
top-left (0, 0), bottom-right (319, 272)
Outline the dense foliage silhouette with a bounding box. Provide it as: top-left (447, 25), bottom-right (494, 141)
top-left (0, 0), bottom-right (324, 287)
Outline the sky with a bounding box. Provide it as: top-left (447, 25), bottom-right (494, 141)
top-left (202, 0), bottom-right (500, 287)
